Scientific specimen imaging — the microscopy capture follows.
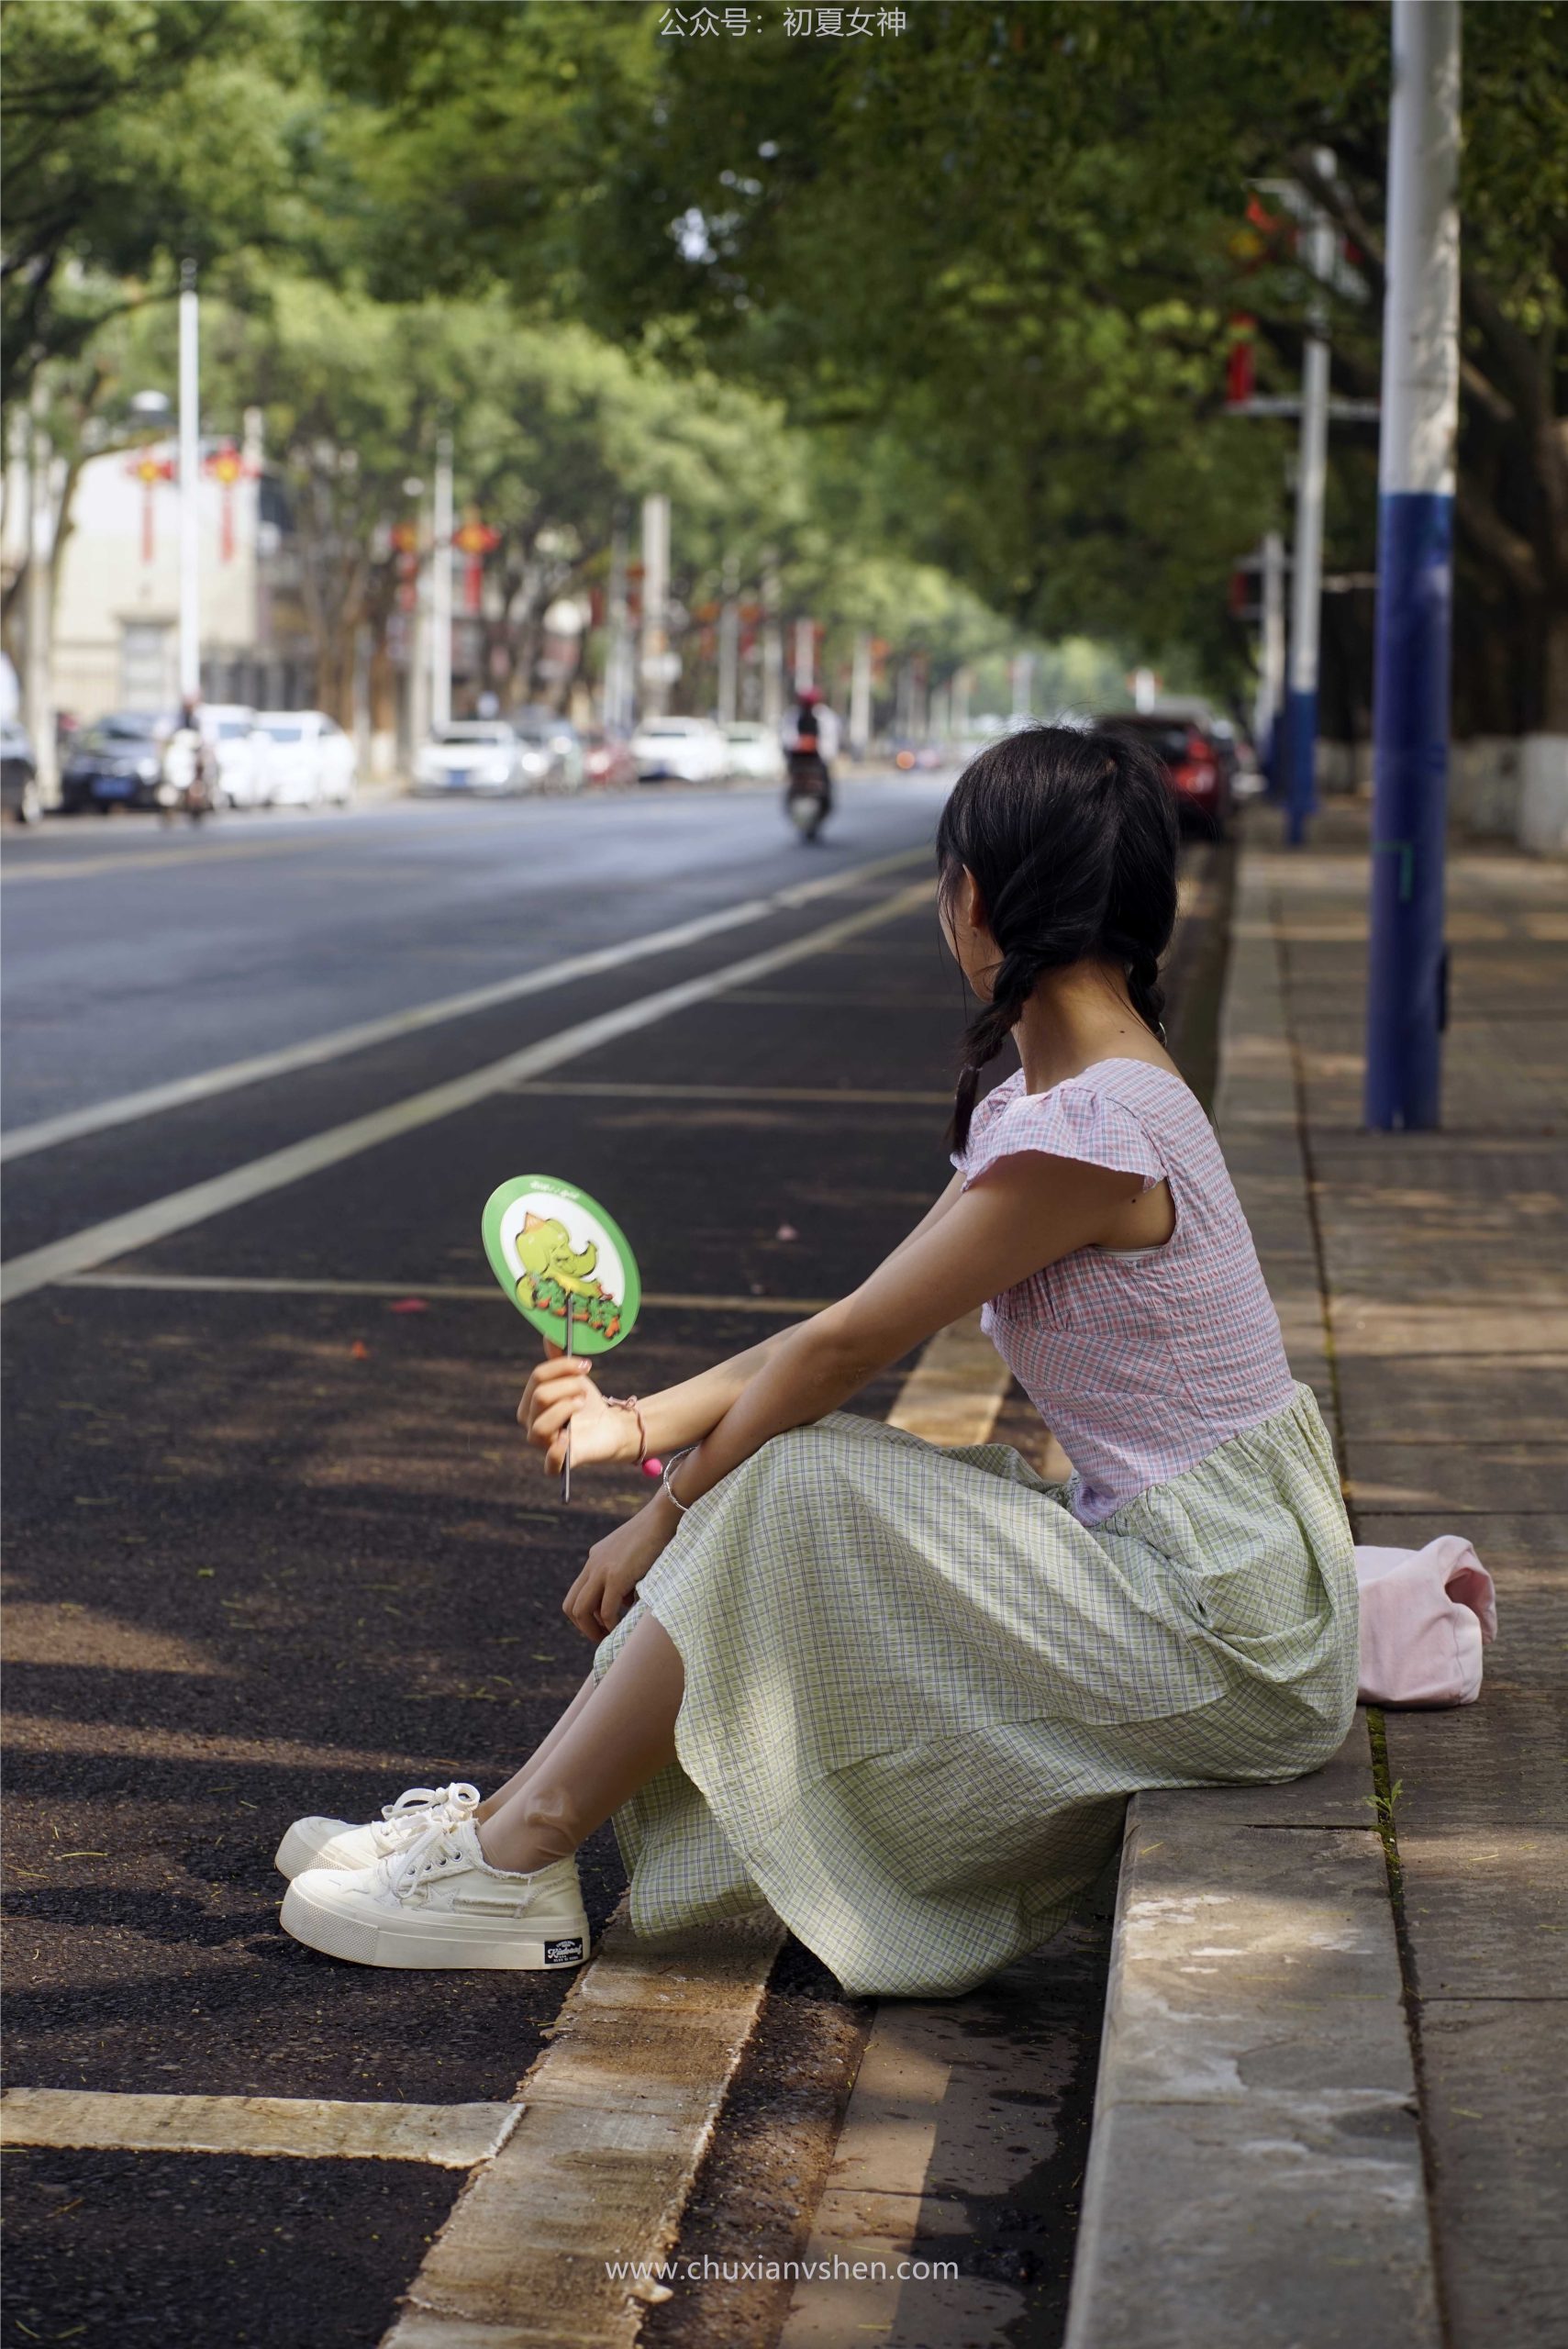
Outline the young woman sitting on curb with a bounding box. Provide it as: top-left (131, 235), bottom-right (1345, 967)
top-left (275, 724), bottom-right (1359, 1992)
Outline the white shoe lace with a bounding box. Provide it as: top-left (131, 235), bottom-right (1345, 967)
top-left (384, 1818), bottom-right (469, 1899)
top-left (379, 1820), bottom-right (575, 1905)
top-left (370, 1782), bottom-right (480, 1854)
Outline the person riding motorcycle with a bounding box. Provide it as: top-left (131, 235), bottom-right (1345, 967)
top-left (781, 687), bottom-right (840, 837)
top-left (160, 697), bottom-right (217, 825)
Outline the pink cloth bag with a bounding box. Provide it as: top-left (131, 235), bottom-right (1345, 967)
top-left (1354, 1536), bottom-right (1497, 1707)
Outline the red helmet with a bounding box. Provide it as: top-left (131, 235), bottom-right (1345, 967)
top-left (798, 686), bottom-right (822, 707)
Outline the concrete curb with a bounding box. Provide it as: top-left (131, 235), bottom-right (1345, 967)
top-left (1062, 827), bottom-right (1443, 2349)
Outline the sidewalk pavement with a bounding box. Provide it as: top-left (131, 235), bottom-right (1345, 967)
top-left (1068, 805), bottom-right (1567, 2348)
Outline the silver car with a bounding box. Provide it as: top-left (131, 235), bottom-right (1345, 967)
top-left (414, 722), bottom-right (547, 796)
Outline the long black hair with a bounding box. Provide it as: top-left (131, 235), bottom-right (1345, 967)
top-left (936, 723), bottom-right (1180, 1152)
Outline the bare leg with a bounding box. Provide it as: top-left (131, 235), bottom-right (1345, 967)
top-left (474, 1671), bottom-right (598, 1823)
top-left (477, 1612), bottom-right (684, 1875)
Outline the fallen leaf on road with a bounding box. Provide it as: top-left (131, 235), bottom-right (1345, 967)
top-left (775, 1223), bottom-right (799, 1241)
top-left (388, 1297), bottom-right (428, 1313)
top-left (350, 1340), bottom-right (370, 1359)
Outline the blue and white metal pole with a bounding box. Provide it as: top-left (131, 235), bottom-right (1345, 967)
top-left (1364, 0), bottom-right (1461, 1130)
top-left (1254, 529), bottom-right (1286, 796)
top-left (1284, 158), bottom-right (1336, 845)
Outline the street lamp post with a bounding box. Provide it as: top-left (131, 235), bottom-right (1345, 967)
top-left (849, 629), bottom-right (873, 758)
top-left (1255, 530), bottom-right (1286, 792)
top-left (178, 261), bottom-right (201, 704)
top-left (430, 428), bottom-right (453, 735)
top-left (1284, 156), bottom-right (1336, 846)
top-left (717, 551), bottom-right (740, 727)
top-left (605, 513), bottom-right (632, 735)
top-left (24, 376), bottom-right (57, 805)
top-left (1364, 0), bottom-right (1461, 1130)
top-left (760, 552), bottom-right (784, 732)
top-left (793, 618), bottom-right (815, 696)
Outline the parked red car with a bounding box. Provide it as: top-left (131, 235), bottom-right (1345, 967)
top-left (1097, 708), bottom-right (1232, 836)
top-left (582, 729), bottom-right (638, 789)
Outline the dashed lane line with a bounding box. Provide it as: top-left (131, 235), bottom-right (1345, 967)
top-left (0, 879), bottom-right (932, 1307)
top-left (0, 2089), bottom-right (518, 2170)
top-left (507, 1080), bottom-right (951, 1104)
top-left (384, 1906), bottom-right (788, 2348)
top-left (0, 845), bottom-right (930, 1164)
top-left (60, 1271), bottom-right (839, 1312)
top-left (1, 1716), bottom-right (499, 1769)
top-left (0, 830), bottom-right (357, 885)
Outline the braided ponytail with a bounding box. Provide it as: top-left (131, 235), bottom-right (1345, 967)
top-left (937, 724), bottom-right (1179, 1152)
top-left (951, 946), bottom-right (1041, 1148)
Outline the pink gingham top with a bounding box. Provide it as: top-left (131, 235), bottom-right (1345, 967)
top-left (955, 1058), bottom-right (1295, 1524)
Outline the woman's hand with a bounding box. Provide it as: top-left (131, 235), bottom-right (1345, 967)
top-left (562, 1497), bottom-right (677, 1642)
top-left (518, 1346), bottom-right (639, 1476)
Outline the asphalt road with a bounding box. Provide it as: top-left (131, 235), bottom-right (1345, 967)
top-left (1, 777), bottom-right (1230, 2348)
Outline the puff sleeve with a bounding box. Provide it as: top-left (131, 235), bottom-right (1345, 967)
top-left (956, 1076), bottom-right (1165, 1195)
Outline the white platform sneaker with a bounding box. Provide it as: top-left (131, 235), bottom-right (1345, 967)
top-left (279, 1817), bottom-right (591, 1971)
top-left (272, 1781), bottom-right (482, 1882)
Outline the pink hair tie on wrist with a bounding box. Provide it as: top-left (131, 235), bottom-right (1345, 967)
top-left (605, 1395), bottom-right (659, 1474)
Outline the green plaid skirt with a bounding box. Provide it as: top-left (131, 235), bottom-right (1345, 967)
top-left (594, 1384), bottom-right (1358, 1998)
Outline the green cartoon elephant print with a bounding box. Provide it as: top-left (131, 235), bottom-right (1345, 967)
top-left (482, 1174), bottom-right (640, 1357)
top-left (514, 1212), bottom-right (623, 1341)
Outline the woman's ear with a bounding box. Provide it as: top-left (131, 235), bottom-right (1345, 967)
top-left (962, 868), bottom-right (987, 939)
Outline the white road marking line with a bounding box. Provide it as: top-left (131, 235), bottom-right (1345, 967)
top-left (0, 1716), bottom-right (489, 1770)
top-left (776, 2011), bottom-right (947, 2349)
top-left (778, 1956), bottom-right (1067, 2349)
top-left (0, 881), bottom-right (932, 1308)
top-left (0, 833), bottom-right (351, 885)
top-left (884, 1308), bottom-right (1012, 1446)
top-left (383, 1905), bottom-right (786, 2346)
top-left (60, 1271), bottom-right (839, 1313)
top-left (0, 2088), bottom-right (519, 2169)
top-left (0, 845), bottom-right (930, 1164)
top-left (508, 1079), bottom-right (951, 1104)
top-left (5, 1304), bottom-right (1006, 2334)
top-left (379, 1311), bottom-right (1005, 2345)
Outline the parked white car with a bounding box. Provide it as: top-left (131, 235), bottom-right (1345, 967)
top-left (253, 710), bottom-right (357, 807)
top-left (630, 716), bottom-right (729, 785)
top-left (414, 722), bottom-right (550, 796)
top-left (202, 704), bottom-right (264, 807)
top-left (720, 721), bottom-right (785, 785)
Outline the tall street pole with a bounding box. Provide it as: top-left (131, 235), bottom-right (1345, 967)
top-left (1255, 530), bottom-right (1286, 792)
top-left (717, 550), bottom-right (740, 726)
top-left (849, 629), bottom-right (873, 757)
top-left (606, 512), bottom-right (631, 733)
top-left (1364, 0), bottom-right (1461, 1130)
top-left (1284, 153), bottom-right (1336, 846)
top-left (178, 260), bottom-right (201, 704)
top-left (640, 493), bottom-right (671, 720)
top-left (761, 552), bottom-right (784, 731)
top-left (430, 426), bottom-right (453, 735)
top-left (793, 617), bottom-right (815, 696)
top-left (24, 376), bottom-right (57, 805)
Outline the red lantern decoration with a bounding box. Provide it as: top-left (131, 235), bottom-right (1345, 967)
top-left (451, 517), bottom-right (502, 613)
top-left (203, 440), bottom-right (258, 563)
top-left (126, 450), bottom-right (175, 564)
